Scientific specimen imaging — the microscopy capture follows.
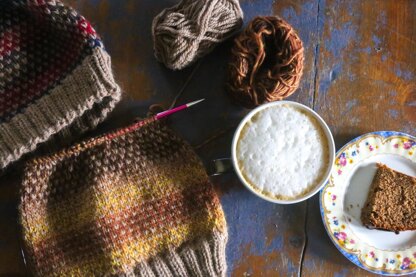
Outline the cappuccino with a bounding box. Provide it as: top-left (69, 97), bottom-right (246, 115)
top-left (236, 104), bottom-right (329, 200)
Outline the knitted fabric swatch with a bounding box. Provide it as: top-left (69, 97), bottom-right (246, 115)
top-left (152, 0), bottom-right (243, 70)
top-left (20, 118), bottom-right (228, 276)
top-left (0, 1), bottom-right (122, 169)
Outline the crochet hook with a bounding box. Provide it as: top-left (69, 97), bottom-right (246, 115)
top-left (155, 99), bottom-right (205, 120)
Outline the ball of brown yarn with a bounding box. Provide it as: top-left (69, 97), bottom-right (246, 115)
top-left (227, 16), bottom-right (304, 108)
top-left (152, 0), bottom-right (243, 70)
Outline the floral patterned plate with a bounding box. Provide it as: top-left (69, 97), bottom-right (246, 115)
top-left (320, 131), bottom-right (416, 275)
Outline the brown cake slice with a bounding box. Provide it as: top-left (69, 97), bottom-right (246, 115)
top-left (361, 163), bottom-right (416, 232)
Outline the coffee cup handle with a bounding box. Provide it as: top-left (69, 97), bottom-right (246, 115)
top-left (208, 158), bottom-right (233, 176)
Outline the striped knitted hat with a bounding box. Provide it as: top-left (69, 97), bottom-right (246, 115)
top-left (0, 1), bottom-right (121, 169)
top-left (20, 118), bottom-right (228, 276)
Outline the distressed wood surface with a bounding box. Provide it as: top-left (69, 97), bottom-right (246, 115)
top-left (303, 0), bottom-right (416, 276)
top-left (0, 0), bottom-right (414, 276)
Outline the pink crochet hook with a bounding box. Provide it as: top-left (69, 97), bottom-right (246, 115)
top-left (155, 99), bottom-right (205, 120)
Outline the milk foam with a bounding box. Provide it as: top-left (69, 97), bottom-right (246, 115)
top-left (236, 104), bottom-right (329, 199)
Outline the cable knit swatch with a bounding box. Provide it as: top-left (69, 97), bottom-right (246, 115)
top-left (20, 118), bottom-right (228, 276)
top-left (0, 0), bottom-right (121, 169)
top-left (152, 0), bottom-right (243, 70)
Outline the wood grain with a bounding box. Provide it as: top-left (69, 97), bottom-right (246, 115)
top-left (0, 0), bottom-right (414, 276)
top-left (303, 0), bottom-right (416, 276)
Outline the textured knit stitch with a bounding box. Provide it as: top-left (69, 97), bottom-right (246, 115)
top-left (0, 0), bottom-right (121, 169)
top-left (152, 0), bottom-right (243, 70)
top-left (20, 118), bottom-right (228, 277)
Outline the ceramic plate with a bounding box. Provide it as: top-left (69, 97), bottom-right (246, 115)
top-left (320, 131), bottom-right (416, 275)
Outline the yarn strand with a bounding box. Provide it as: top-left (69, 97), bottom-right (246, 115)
top-left (227, 16), bottom-right (304, 108)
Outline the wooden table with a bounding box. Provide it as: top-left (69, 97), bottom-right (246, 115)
top-left (1, 0), bottom-right (415, 276)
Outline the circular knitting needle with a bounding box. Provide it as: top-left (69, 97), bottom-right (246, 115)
top-left (155, 99), bottom-right (205, 120)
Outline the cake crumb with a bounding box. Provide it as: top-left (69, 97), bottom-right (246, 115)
top-left (361, 163), bottom-right (416, 232)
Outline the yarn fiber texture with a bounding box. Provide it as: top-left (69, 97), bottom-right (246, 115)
top-left (227, 16), bottom-right (304, 108)
top-left (20, 118), bottom-right (228, 276)
top-left (152, 0), bottom-right (243, 70)
top-left (0, 0), bottom-right (121, 169)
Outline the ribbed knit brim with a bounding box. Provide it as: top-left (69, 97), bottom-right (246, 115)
top-left (0, 1), bottom-right (122, 169)
top-left (0, 47), bottom-right (121, 168)
top-left (20, 119), bottom-right (228, 276)
top-left (135, 231), bottom-right (227, 276)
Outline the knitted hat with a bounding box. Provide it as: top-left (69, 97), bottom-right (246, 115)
top-left (0, 1), bottom-right (122, 169)
top-left (20, 118), bottom-right (228, 276)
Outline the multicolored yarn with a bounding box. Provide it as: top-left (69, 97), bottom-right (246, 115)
top-left (0, 0), bottom-right (121, 169)
top-left (20, 117), bottom-right (228, 276)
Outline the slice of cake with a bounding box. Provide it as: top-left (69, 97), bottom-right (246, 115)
top-left (361, 163), bottom-right (416, 232)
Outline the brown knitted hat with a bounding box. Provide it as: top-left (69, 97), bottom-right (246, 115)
top-left (20, 117), bottom-right (228, 276)
top-left (0, 1), bottom-right (121, 169)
